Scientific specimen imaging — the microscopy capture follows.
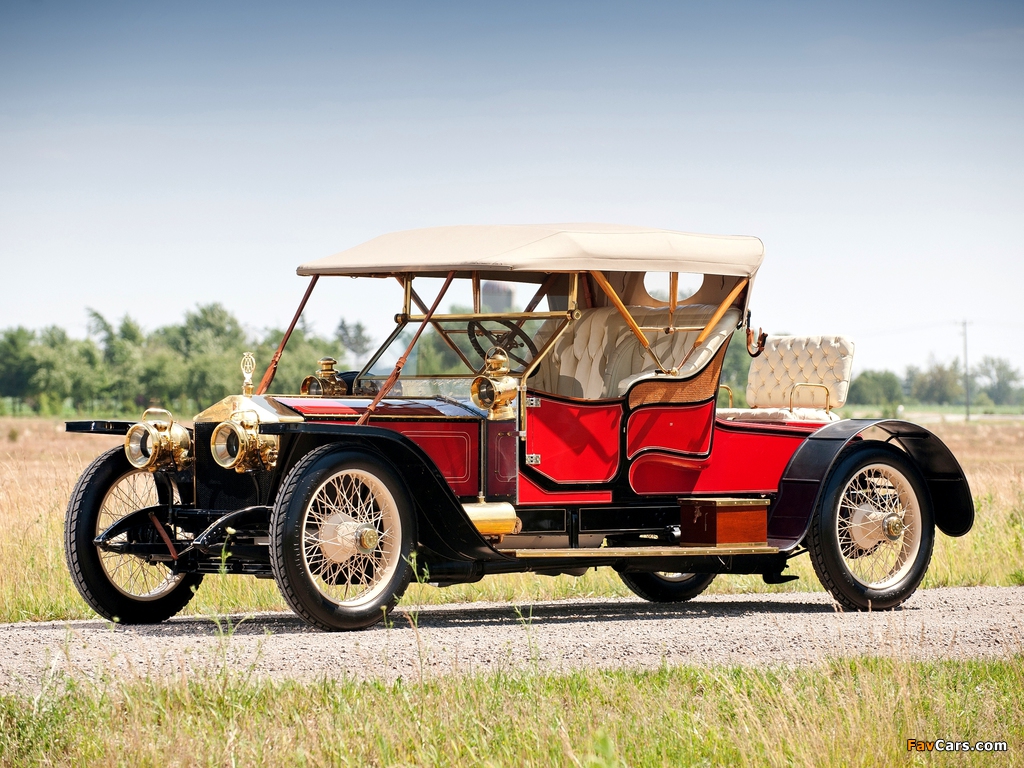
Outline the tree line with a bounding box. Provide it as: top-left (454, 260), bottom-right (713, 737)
top-left (1, 305), bottom-right (1021, 416)
top-left (0, 305), bottom-right (373, 417)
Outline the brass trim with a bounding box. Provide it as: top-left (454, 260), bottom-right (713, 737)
top-left (718, 384), bottom-right (734, 408)
top-left (407, 311), bottom-right (570, 322)
top-left (463, 501), bottom-right (520, 537)
top-left (500, 544), bottom-right (779, 558)
top-left (678, 277), bottom-right (748, 370)
top-left (518, 317), bottom-right (573, 435)
top-left (789, 382), bottom-right (832, 413)
top-left (678, 497), bottom-right (769, 508)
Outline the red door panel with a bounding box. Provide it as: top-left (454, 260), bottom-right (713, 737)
top-left (518, 474), bottom-right (613, 505)
top-left (629, 425), bottom-right (806, 495)
top-left (525, 395), bottom-right (622, 484)
top-left (625, 402), bottom-right (715, 459)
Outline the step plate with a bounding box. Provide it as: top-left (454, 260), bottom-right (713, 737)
top-left (500, 545), bottom-right (779, 558)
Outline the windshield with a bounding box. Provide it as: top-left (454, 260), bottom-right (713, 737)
top-left (357, 276), bottom-right (569, 398)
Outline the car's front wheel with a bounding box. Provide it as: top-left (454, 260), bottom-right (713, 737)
top-left (65, 447), bottom-right (202, 623)
top-left (270, 446), bottom-right (416, 631)
top-left (808, 443), bottom-right (935, 610)
top-left (619, 571), bottom-right (716, 602)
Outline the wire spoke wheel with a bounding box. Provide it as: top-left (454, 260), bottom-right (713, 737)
top-left (96, 470), bottom-right (184, 600)
top-left (301, 469), bottom-right (400, 607)
top-left (808, 444), bottom-right (935, 611)
top-left (271, 448), bottom-right (416, 631)
top-left (65, 447), bottom-right (201, 624)
top-left (835, 463), bottom-right (922, 590)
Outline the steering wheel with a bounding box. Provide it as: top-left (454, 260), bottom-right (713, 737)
top-left (466, 320), bottom-right (539, 369)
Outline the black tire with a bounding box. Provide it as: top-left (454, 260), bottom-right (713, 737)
top-left (270, 446), bottom-right (416, 631)
top-left (808, 443), bottom-right (935, 611)
top-left (619, 571), bottom-right (716, 602)
top-left (64, 447), bottom-right (202, 624)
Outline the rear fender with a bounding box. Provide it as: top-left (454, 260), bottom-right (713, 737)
top-left (262, 422), bottom-right (505, 563)
top-left (768, 419), bottom-right (973, 551)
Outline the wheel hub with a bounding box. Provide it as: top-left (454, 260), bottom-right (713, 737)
top-left (849, 502), bottom-right (887, 550)
top-left (882, 513), bottom-right (905, 542)
top-left (319, 514), bottom-right (379, 563)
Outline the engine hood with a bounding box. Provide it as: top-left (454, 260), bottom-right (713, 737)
top-left (193, 395), bottom-right (305, 425)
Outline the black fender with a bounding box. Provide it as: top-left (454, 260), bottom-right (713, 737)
top-left (261, 422), bottom-right (508, 564)
top-left (768, 419), bottom-right (973, 551)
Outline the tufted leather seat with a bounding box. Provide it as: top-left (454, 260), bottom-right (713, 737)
top-left (718, 335), bottom-right (855, 423)
top-left (531, 305), bottom-right (741, 400)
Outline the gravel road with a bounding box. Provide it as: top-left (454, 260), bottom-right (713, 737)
top-left (1, 586), bottom-right (1021, 690)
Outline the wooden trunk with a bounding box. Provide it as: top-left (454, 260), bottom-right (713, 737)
top-left (679, 498), bottom-right (769, 547)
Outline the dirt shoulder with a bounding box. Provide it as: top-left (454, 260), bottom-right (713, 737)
top-left (1, 586), bottom-right (1020, 690)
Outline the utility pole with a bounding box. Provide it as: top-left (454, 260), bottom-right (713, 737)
top-left (962, 319), bottom-right (970, 422)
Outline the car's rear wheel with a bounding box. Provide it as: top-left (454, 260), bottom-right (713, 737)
top-left (808, 443), bottom-right (935, 610)
top-left (270, 446), bottom-right (416, 631)
top-left (619, 571), bottom-right (716, 602)
top-left (65, 447), bottom-right (202, 623)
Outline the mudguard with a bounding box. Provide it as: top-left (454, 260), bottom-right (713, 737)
top-left (768, 419), bottom-right (973, 551)
top-left (261, 422), bottom-right (509, 563)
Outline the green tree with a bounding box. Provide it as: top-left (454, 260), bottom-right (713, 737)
top-left (718, 332), bottom-right (753, 407)
top-left (906, 359), bottom-right (964, 405)
top-left (848, 370), bottom-right (904, 405)
top-left (0, 327), bottom-right (39, 399)
top-left (974, 356), bottom-right (1022, 406)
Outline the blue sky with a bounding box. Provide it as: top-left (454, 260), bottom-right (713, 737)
top-left (1, 1), bottom-right (1022, 374)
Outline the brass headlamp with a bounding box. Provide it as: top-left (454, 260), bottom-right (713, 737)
top-left (300, 357), bottom-right (348, 397)
top-left (210, 410), bottom-right (279, 472)
top-left (471, 347), bottom-right (518, 421)
top-left (124, 408), bottom-right (192, 471)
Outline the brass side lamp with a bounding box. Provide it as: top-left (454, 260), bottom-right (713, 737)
top-left (470, 347), bottom-right (518, 421)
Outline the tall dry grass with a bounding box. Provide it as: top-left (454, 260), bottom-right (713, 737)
top-left (0, 417), bottom-right (1021, 623)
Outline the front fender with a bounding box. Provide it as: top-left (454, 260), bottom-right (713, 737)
top-left (768, 419), bottom-right (973, 551)
top-left (261, 422), bottom-right (508, 563)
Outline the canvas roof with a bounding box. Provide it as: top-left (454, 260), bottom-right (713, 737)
top-left (297, 224), bottom-right (764, 278)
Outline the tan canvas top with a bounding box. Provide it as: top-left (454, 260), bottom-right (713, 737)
top-left (297, 224), bottom-right (764, 278)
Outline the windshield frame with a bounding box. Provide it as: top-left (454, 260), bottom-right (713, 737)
top-left (354, 273), bottom-right (578, 388)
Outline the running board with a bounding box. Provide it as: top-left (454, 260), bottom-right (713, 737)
top-left (499, 545), bottom-right (778, 558)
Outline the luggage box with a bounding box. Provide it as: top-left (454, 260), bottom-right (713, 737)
top-left (679, 497), bottom-right (768, 547)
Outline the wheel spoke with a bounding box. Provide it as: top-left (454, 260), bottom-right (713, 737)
top-left (300, 467), bottom-right (401, 607)
top-left (96, 470), bottom-right (183, 601)
top-left (833, 463), bottom-right (922, 589)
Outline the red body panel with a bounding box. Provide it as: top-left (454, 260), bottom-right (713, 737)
top-left (518, 474), bottom-right (613, 505)
top-left (486, 421), bottom-right (518, 497)
top-left (525, 395), bottom-right (622, 484)
top-left (625, 402), bottom-right (715, 459)
top-left (629, 421), bottom-right (811, 495)
top-left (299, 418), bottom-right (480, 498)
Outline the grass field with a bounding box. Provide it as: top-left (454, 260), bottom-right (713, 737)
top-left (0, 415), bottom-right (1022, 623)
top-left (1, 656), bottom-right (1020, 766)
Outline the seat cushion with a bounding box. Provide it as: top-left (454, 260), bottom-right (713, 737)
top-left (746, 335), bottom-right (855, 409)
top-left (717, 407), bottom-right (840, 423)
top-left (532, 304), bottom-right (741, 400)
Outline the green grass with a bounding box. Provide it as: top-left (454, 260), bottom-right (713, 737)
top-left (1, 657), bottom-right (1020, 766)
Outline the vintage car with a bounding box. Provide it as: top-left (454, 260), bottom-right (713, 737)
top-left (64, 224), bottom-right (974, 630)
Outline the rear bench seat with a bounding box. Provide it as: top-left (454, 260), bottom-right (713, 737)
top-left (531, 304), bottom-right (741, 400)
top-left (717, 335), bottom-right (855, 423)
